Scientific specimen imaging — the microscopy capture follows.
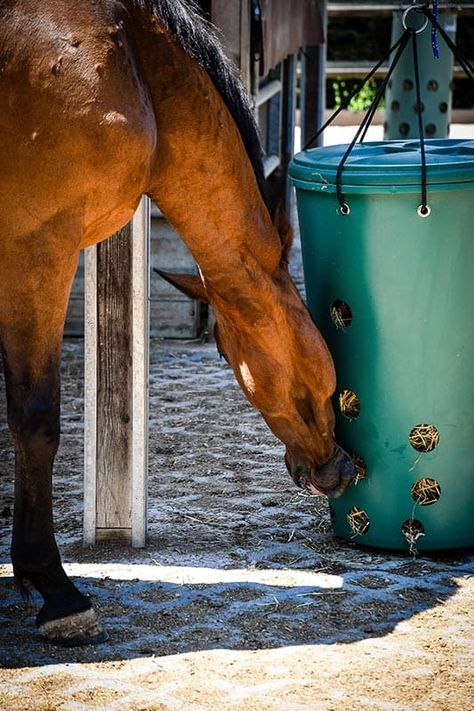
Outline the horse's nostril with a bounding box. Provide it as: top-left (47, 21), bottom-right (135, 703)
top-left (290, 464), bottom-right (308, 490)
top-left (295, 471), bottom-right (306, 489)
top-left (342, 455), bottom-right (356, 480)
top-left (332, 444), bottom-right (356, 481)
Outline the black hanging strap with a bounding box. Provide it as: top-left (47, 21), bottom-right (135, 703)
top-left (335, 29), bottom-right (412, 211)
top-left (411, 29), bottom-right (428, 214)
top-left (303, 31), bottom-right (411, 151)
top-left (301, 2), bottom-right (474, 216)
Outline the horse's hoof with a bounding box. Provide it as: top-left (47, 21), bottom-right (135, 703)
top-left (38, 607), bottom-right (108, 647)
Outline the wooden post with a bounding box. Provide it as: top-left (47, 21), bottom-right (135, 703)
top-left (83, 197), bottom-right (150, 547)
top-left (301, 0), bottom-right (328, 149)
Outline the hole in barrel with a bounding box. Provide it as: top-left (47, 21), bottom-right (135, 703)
top-left (409, 424), bottom-right (440, 453)
top-left (402, 518), bottom-right (425, 545)
top-left (411, 477), bottom-right (441, 506)
top-left (352, 453), bottom-right (368, 483)
top-left (347, 507), bottom-right (370, 536)
top-left (330, 300), bottom-right (352, 329)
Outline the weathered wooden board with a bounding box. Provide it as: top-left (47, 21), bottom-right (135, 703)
top-left (95, 226), bottom-right (133, 534)
top-left (83, 198), bottom-right (149, 547)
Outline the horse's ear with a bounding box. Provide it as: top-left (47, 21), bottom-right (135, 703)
top-left (154, 269), bottom-right (209, 303)
top-left (272, 203), bottom-right (293, 266)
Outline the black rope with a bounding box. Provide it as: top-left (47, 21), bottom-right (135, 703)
top-left (411, 29), bottom-right (428, 212)
top-left (303, 31), bottom-right (410, 151)
top-left (302, 2), bottom-right (474, 215)
top-left (335, 29), bottom-right (412, 210)
top-left (359, 41), bottom-right (408, 143)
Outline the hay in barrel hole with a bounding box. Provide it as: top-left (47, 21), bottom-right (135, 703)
top-left (347, 507), bottom-right (370, 536)
top-left (330, 300), bottom-right (352, 329)
top-left (411, 477), bottom-right (441, 505)
top-left (402, 518), bottom-right (425, 553)
top-left (339, 389), bottom-right (360, 419)
top-left (352, 453), bottom-right (367, 484)
top-left (409, 423), bottom-right (440, 452)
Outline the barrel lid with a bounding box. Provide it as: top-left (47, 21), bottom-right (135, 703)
top-left (289, 139), bottom-right (474, 187)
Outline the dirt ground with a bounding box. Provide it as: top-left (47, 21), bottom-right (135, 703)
top-left (0, 335), bottom-right (473, 710)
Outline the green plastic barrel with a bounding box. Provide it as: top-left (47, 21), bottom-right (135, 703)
top-left (289, 139), bottom-right (474, 552)
top-left (384, 11), bottom-right (456, 140)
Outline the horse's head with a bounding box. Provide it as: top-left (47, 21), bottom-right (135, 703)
top-left (156, 211), bottom-right (355, 499)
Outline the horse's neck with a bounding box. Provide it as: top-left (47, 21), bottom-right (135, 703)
top-left (135, 20), bottom-right (282, 296)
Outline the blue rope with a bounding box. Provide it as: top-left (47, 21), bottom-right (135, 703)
top-left (423, 5), bottom-right (474, 80)
top-left (431, 0), bottom-right (440, 59)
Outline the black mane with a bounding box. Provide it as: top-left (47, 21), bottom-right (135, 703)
top-left (134, 0), bottom-right (269, 210)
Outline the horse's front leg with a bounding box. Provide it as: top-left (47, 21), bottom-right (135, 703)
top-left (0, 237), bottom-right (105, 646)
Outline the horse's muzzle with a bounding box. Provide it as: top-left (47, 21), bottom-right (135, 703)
top-left (286, 444), bottom-right (355, 499)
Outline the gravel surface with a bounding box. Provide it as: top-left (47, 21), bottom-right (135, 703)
top-left (0, 337), bottom-right (473, 710)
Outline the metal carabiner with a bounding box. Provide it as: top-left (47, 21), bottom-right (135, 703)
top-left (402, 4), bottom-right (429, 34)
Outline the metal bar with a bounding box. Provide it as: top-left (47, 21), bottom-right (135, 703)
top-left (321, 107), bottom-right (474, 124)
top-left (328, 4), bottom-right (474, 15)
top-left (267, 67), bottom-right (282, 159)
top-left (263, 153), bottom-right (281, 177)
top-left (326, 62), bottom-right (473, 78)
top-left (255, 79), bottom-right (282, 107)
top-left (280, 55), bottom-right (297, 211)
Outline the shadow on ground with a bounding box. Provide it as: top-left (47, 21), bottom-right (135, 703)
top-left (1, 340), bottom-right (473, 672)
top-left (1, 548), bottom-right (471, 668)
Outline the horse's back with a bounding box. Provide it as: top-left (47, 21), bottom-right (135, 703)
top-left (0, 0), bottom-right (156, 243)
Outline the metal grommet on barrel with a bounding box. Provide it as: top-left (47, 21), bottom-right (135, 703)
top-left (417, 203), bottom-right (431, 217)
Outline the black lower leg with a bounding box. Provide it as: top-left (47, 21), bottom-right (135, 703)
top-left (5, 358), bottom-right (91, 626)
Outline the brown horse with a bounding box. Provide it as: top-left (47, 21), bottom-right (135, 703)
top-left (0, 0), bottom-right (354, 645)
